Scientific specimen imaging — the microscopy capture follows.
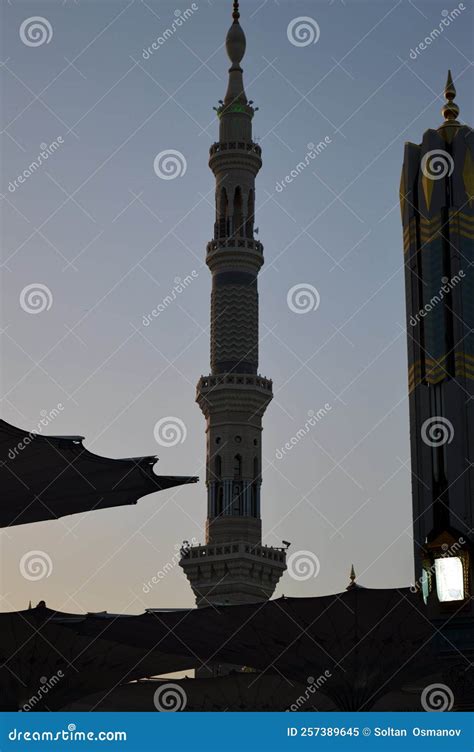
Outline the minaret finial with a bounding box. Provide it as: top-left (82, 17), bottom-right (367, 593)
top-left (222, 0), bottom-right (248, 107)
top-left (440, 69), bottom-right (460, 127)
top-left (350, 564), bottom-right (356, 584)
top-left (232, 0), bottom-right (240, 23)
top-left (346, 564), bottom-right (358, 590)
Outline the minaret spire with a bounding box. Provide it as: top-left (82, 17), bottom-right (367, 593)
top-left (232, 0), bottom-right (240, 22)
top-left (223, 0), bottom-right (249, 107)
top-left (440, 69), bottom-right (460, 128)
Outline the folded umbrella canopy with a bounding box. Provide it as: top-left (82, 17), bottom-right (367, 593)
top-left (0, 420), bottom-right (197, 527)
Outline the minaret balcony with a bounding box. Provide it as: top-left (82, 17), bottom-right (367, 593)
top-left (209, 140), bottom-right (261, 157)
top-left (180, 540), bottom-right (287, 606)
top-left (197, 373), bottom-right (272, 393)
top-left (181, 541), bottom-right (286, 565)
top-left (196, 373), bottom-right (273, 420)
top-left (206, 238), bottom-right (264, 273)
top-left (209, 142), bottom-right (262, 175)
top-left (207, 238), bottom-right (263, 254)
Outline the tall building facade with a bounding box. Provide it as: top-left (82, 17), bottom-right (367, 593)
top-left (180, 2), bottom-right (287, 607)
top-left (400, 72), bottom-right (473, 616)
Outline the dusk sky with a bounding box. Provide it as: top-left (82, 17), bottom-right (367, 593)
top-left (1, 0), bottom-right (473, 614)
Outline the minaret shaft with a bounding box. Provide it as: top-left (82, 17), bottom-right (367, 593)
top-left (180, 3), bottom-right (286, 608)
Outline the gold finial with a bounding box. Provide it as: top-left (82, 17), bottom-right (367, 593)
top-left (350, 564), bottom-right (356, 584)
top-left (232, 0), bottom-right (240, 23)
top-left (346, 564), bottom-right (357, 590)
top-left (441, 69), bottom-right (460, 126)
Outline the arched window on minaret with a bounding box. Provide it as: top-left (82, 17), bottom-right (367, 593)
top-left (233, 186), bottom-right (243, 237)
top-left (251, 456), bottom-right (259, 517)
top-left (233, 454), bottom-right (242, 478)
top-left (218, 187), bottom-right (228, 239)
top-left (232, 454), bottom-right (243, 514)
top-left (246, 189), bottom-right (254, 238)
top-left (215, 455), bottom-right (223, 516)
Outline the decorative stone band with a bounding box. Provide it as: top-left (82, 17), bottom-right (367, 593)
top-left (196, 373), bottom-right (273, 420)
top-left (403, 211), bottom-right (474, 255)
top-left (206, 241), bottom-right (264, 275)
top-left (210, 275), bottom-right (258, 374)
top-left (408, 352), bottom-right (474, 392)
top-left (209, 149), bottom-right (262, 176)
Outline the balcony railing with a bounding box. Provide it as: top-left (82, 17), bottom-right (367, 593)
top-left (181, 541), bottom-right (285, 564)
top-left (209, 141), bottom-right (261, 157)
top-left (197, 374), bottom-right (272, 391)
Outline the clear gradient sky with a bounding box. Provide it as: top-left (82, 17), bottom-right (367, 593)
top-left (1, 0), bottom-right (473, 614)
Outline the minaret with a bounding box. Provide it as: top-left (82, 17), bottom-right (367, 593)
top-left (400, 72), bottom-right (473, 614)
top-left (180, 1), bottom-right (287, 608)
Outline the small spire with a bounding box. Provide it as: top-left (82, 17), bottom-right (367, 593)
top-left (440, 69), bottom-right (460, 127)
top-left (232, 1), bottom-right (240, 23)
top-left (346, 564), bottom-right (357, 590)
top-left (350, 564), bottom-right (356, 585)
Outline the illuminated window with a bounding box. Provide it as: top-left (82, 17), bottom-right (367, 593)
top-left (421, 568), bottom-right (430, 605)
top-left (435, 557), bottom-right (464, 602)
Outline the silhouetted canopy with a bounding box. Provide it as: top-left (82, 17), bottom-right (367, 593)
top-left (0, 589), bottom-right (458, 711)
top-left (0, 420), bottom-right (197, 527)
